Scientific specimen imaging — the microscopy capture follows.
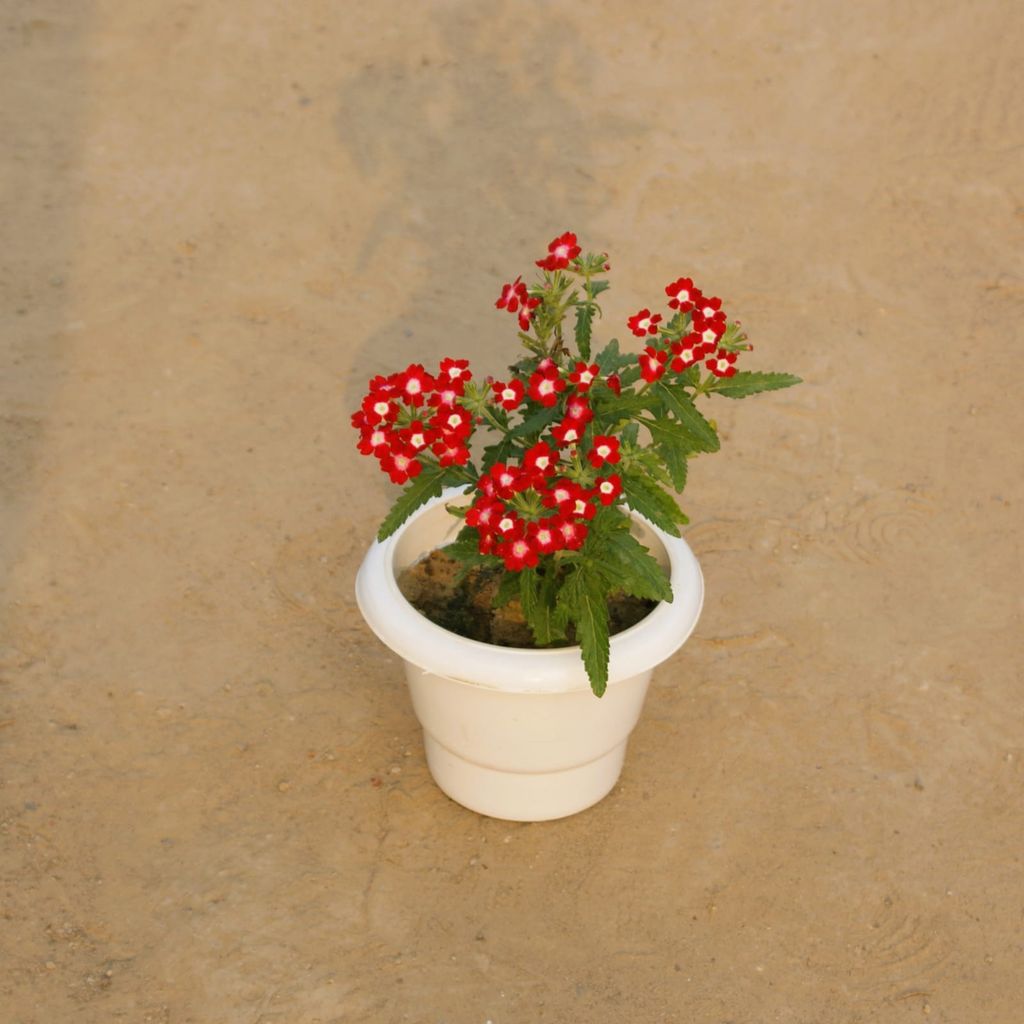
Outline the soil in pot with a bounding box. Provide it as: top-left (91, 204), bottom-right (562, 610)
top-left (397, 547), bottom-right (657, 648)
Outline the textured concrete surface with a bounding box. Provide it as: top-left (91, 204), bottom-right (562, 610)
top-left (2, 2), bottom-right (1022, 1022)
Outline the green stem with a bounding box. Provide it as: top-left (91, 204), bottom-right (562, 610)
top-left (478, 403), bottom-right (514, 436)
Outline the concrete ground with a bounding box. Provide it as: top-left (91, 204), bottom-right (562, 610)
top-left (2, 2), bottom-right (1022, 1022)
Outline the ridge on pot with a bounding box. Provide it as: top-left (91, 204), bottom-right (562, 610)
top-left (356, 488), bottom-right (704, 821)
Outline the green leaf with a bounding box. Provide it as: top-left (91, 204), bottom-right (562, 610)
top-left (594, 337), bottom-right (634, 375)
top-left (616, 365), bottom-right (643, 388)
top-left (519, 566), bottom-right (566, 645)
top-left (560, 564), bottom-right (610, 697)
top-left (708, 371), bottom-right (802, 399)
top-left (481, 436), bottom-right (515, 473)
top-left (493, 569), bottom-right (520, 608)
top-left (519, 568), bottom-right (540, 621)
top-left (593, 391), bottom-right (650, 424)
top-left (651, 382), bottom-right (720, 452)
top-left (678, 364), bottom-right (700, 388)
top-left (574, 303), bottom-right (594, 361)
top-left (377, 465), bottom-right (450, 541)
top-left (602, 529), bottom-right (673, 604)
top-left (620, 469), bottom-right (688, 536)
top-left (657, 442), bottom-right (689, 492)
top-left (510, 403), bottom-right (561, 439)
top-left (588, 279), bottom-right (610, 297)
top-left (437, 528), bottom-right (498, 582)
top-left (627, 445), bottom-right (673, 488)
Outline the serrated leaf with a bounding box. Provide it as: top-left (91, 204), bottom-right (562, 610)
top-left (594, 338), bottom-right (634, 375)
top-left (630, 445), bottom-right (673, 487)
top-left (589, 279), bottom-right (610, 297)
top-left (481, 436), bottom-right (515, 473)
top-left (602, 529), bottom-right (673, 603)
top-left (519, 567), bottom-right (565, 645)
top-left (518, 568), bottom-right (540, 620)
top-left (574, 303), bottom-right (594, 360)
top-left (678, 364), bottom-right (700, 387)
top-left (651, 382), bottom-right (720, 452)
top-left (493, 569), bottom-right (520, 608)
top-left (560, 564), bottom-right (610, 697)
top-left (657, 443), bottom-right (689, 492)
top-left (510, 403), bottom-right (561, 439)
top-left (620, 469), bottom-right (688, 536)
top-left (617, 365), bottom-right (643, 388)
top-left (377, 465), bottom-right (451, 540)
top-left (709, 371), bottom-right (802, 399)
top-left (592, 391), bottom-right (650, 423)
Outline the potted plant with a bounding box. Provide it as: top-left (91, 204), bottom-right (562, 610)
top-left (353, 232), bottom-right (800, 821)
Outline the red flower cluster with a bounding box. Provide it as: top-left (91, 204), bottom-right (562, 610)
top-left (631, 280), bottom-right (740, 379)
top-left (351, 359), bottom-right (475, 483)
top-left (468, 460), bottom-right (608, 570)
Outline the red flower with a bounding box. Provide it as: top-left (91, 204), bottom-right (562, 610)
top-left (542, 477), bottom-right (581, 514)
top-left (594, 474), bottom-right (623, 506)
top-left (706, 348), bottom-right (738, 378)
top-left (379, 446), bottom-right (422, 485)
top-left (606, 374), bottom-right (622, 396)
top-left (665, 277), bottom-right (702, 313)
top-left (432, 437), bottom-right (471, 467)
top-left (495, 509), bottom-right (521, 538)
top-left (360, 392), bottom-right (399, 426)
top-left (528, 365), bottom-right (566, 407)
top-left (564, 395), bottom-right (593, 424)
top-left (527, 518), bottom-right (564, 555)
top-left (497, 532), bottom-right (539, 572)
top-left (692, 310), bottom-right (726, 349)
top-left (488, 462), bottom-right (529, 499)
top-left (535, 231), bottom-right (581, 271)
top-left (465, 497), bottom-right (503, 532)
top-left (638, 346), bottom-right (668, 383)
top-left (523, 441), bottom-right (558, 481)
top-left (569, 492), bottom-right (598, 521)
top-left (628, 309), bottom-right (662, 337)
top-left (398, 420), bottom-right (434, 452)
top-left (491, 378), bottom-right (525, 411)
top-left (587, 435), bottom-right (620, 468)
top-left (430, 405), bottom-right (472, 438)
top-left (696, 296), bottom-right (724, 320)
top-left (496, 276), bottom-right (528, 312)
top-left (395, 364), bottom-right (435, 407)
top-left (357, 425), bottom-right (393, 457)
top-left (668, 335), bottom-right (705, 373)
top-left (568, 361), bottom-right (599, 392)
top-left (438, 358), bottom-right (471, 385)
top-left (555, 516), bottom-right (588, 551)
top-left (518, 295), bottom-right (541, 331)
top-left (551, 418), bottom-right (584, 447)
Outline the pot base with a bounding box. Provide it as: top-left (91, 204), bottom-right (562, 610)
top-left (423, 733), bottom-right (627, 822)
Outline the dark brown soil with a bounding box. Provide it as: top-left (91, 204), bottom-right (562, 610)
top-left (397, 547), bottom-right (657, 647)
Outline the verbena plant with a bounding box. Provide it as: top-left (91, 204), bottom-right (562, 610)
top-left (352, 232), bottom-right (800, 695)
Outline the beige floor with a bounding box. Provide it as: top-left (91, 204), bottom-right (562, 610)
top-left (3, 2), bottom-right (1023, 1022)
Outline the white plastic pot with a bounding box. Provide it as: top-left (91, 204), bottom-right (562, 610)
top-left (355, 488), bottom-right (703, 822)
